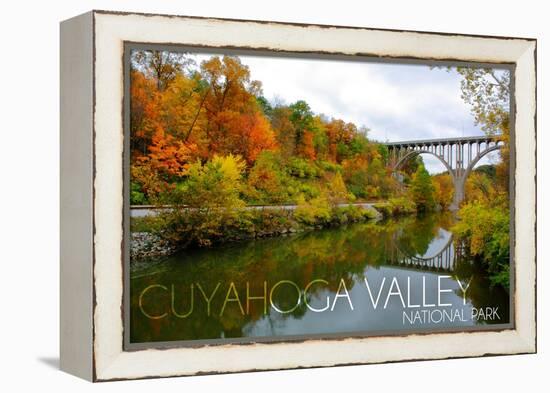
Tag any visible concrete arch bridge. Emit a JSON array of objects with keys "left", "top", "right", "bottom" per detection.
[{"left": 384, "top": 136, "right": 504, "bottom": 210}]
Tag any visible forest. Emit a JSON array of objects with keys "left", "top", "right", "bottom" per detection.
[
  {"left": 129, "top": 50, "right": 511, "bottom": 288},
  {"left": 129, "top": 51, "right": 451, "bottom": 210}
]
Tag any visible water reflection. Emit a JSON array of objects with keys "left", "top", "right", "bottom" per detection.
[{"left": 130, "top": 212, "right": 510, "bottom": 343}]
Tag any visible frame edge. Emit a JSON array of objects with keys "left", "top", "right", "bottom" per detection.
[
  {"left": 90, "top": 11, "right": 538, "bottom": 380},
  {"left": 60, "top": 11, "right": 95, "bottom": 382}
]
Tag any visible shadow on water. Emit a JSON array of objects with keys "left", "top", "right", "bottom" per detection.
[{"left": 130, "top": 212, "right": 509, "bottom": 343}]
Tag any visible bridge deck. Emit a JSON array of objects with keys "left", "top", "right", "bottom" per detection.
[{"left": 383, "top": 135, "right": 497, "bottom": 147}]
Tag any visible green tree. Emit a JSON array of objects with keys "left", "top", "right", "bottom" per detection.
[
  {"left": 256, "top": 96, "right": 273, "bottom": 118},
  {"left": 289, "top": 100, "right": 314, "bottom": 137},
  {"left": 399, "top": 155, "right": 423, "bottom": 183},
  {"left": 410, "top": 163, "right": 435, "bottom": 212},
  {"left": 289, "top": 100, "right": 317, "bottom": 158}
]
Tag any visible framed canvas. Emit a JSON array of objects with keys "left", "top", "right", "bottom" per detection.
[{"left": 60, "top": 10, "right": 537, "bottom": 381}]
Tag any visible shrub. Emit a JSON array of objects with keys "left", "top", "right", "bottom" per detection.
[
  {"left": 317, "top": 160, "right": 342, "bottom": 173},
  {"left": 332, "top": 205, "right": 377, "bottom": 225},
  {"left": 130, "top": 162, "right": 173, "bottom": 203},
  {"left": 176, "top": 154, "right": 246, "bottom": 209},
  {"left": 374, "top": 197, "right": 416, "bottom": 217},
  {"left": 147, "top": 154, "right": 249, "bottom": 247},
  {"left": 130, "top": 216, "right": 157, "bottom": 233},
  {"left": 287, "top": 157, "right": 319, "bottom": 179},
  {"left": 152, "top": 207, "right": 252, "bottom": 248},
  {"left": 296, "top": 183, "right": 321, "bottom": 200},
  {"left": 389, "top": 197, "right": 417, "bottom": 215},
  {"left": 453, "top": 200, "right": 510, "bottom": 289},
  {"left": 130, "top": 181, "right": 147, "bottom": 205},
  {"left": 294, "top": 195, "right": 331, "bottom": 226},
  {"left": 251, "top": 209, "right": 295, "bottom": 235}
]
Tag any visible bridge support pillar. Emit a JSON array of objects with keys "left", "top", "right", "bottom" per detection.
[{"left": 450, "top": 175, "right": 465, "bottom": 211}]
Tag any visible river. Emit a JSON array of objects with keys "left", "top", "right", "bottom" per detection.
[{"left": 129, "top": 212, "right": 510, "bottom": 344}]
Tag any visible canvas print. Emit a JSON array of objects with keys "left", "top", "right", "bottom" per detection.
[{"left": 127, "top": 48, "right": 512, "bottom": 346}]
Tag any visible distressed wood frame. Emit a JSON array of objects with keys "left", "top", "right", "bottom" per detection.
[{"left": 60, "top": 10, "right": 537, "bottom": 381}]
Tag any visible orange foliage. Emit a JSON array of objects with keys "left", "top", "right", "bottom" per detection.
[
  {"left": 130, "top": 71, "right": 161, "bottom": 156},
  {"left": 131, "top": 160, "right": 174, "bottom": 200},
  {"left": 131, "top": 55, "right": 281, "bottom": 175},
  {"left": 144, "top": 129, "right": 197, "bottom": 177},
  {"left": 299, "top": 131, "right": 316, "bottom": 161},
  {"left": 326, "top": 119, "right": 356, "bottom": 162},
  {"left": 237, "top": 112, "right": 278, "bottom": 163},
  {"left": 432, "top": 174, "right": 454, "bottom": 209}
]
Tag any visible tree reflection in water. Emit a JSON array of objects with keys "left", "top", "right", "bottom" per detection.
[{"left": 130, "top": 212, "right": 510, "bottom": 343}]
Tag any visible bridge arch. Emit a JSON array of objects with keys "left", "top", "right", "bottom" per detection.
[
  {"left": 453, "top": 143, "right": 503, "bottom": 206},
  {"left": 394, "top": 149, "right": 456, "bottom": 181},
  {"left": 462, "top": 144, "right": 503, "bottom": 185},
  {"left": 392, "top": 231, "right": 457, "bottom": 270}
]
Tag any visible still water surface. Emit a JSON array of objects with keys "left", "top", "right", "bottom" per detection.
[{"left": 130, "top": 212, "right": 510, "bottom": 344}]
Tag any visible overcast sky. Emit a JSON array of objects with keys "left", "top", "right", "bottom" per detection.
[{"left": 190, "top": 53, "right": 505, "bottom": 173}]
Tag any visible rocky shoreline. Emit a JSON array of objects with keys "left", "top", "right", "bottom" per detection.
[
  {"left": 130, "top": 232, "right": 176, "bottom": 261},
  {"left": 130, "top": 205, "right": 383, "bottom": 262}
]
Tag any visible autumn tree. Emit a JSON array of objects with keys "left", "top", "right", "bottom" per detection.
[
  {"left": 342, "top": 157, "right": 370, "bottom": 199},
  {"left": 456, "top": 67, "right": 510, "bottom": 136},
  {"left": 246, "top": 151, "right": 291, "bottom": 204},
  {"left": 270, "top": 105, "right": 298, "bottom": 159},
  {"left": 289, "top": 100, "right": 317, "bottom": 159},
  {"left": 158, "top": 73, "right": 209, "bottom": 158},
  {"left": 131, "top": 50, "right": 194, "bottom": 91},
  {"left": 130, "top": 70, "right": 160, "bottom": 157},
  {"left": 131, "top": 71, "right": 208, "bottom": 181},
  {"left": 129, "top": 52, "right": 404, "bottom": 210},
  {"left": 410, "top": 163, "right": 436, "bottom": 212},
  {"left": 200, "top": 56, "right": 277, "bottom": 163},
  {"left": 464, "top": 170, "right": 496, "bottom": 204},
  {"left": 144, "top": 130, "right": 197, "bottom": 178},
  {"left": 161, "top": 155, "right": 248, "bottom": 247},
  {"left": 450, "top": 67, "right": 511, "bottom": 288},
  {"left": 432, "top": 173, "right": 454, "bottom": 209},
  {"left": 365, "top": 157, "right": 386, "bottom": 198},
  {"left": 235, "top": 112, "right": 278, "bottom": 163},
  {"left": 324, "top": 172, "right": 350, "bottom": 205},
  {"left": 326, "top": 119, "right": 361, "bottom": 162},
  {"left": 179, "top": 154, "right": 246, "bottom": 208},
  {"left": 454, "top": 67, "right": 510, "bottom": 193}
]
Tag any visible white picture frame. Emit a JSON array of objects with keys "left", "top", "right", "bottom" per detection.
[{"left": 60, "top": 10, "right": 536, "bottom": 381}]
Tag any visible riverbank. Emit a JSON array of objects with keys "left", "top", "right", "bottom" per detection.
[
  {"left": 130, "top": 210, "right": 510, "bottom": 342},
  {"left": 131, "top": 202, "right": 386, "bottom": 261},
  {"left": 130, "top": 201, "right": 380, "bottom": 218}
]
